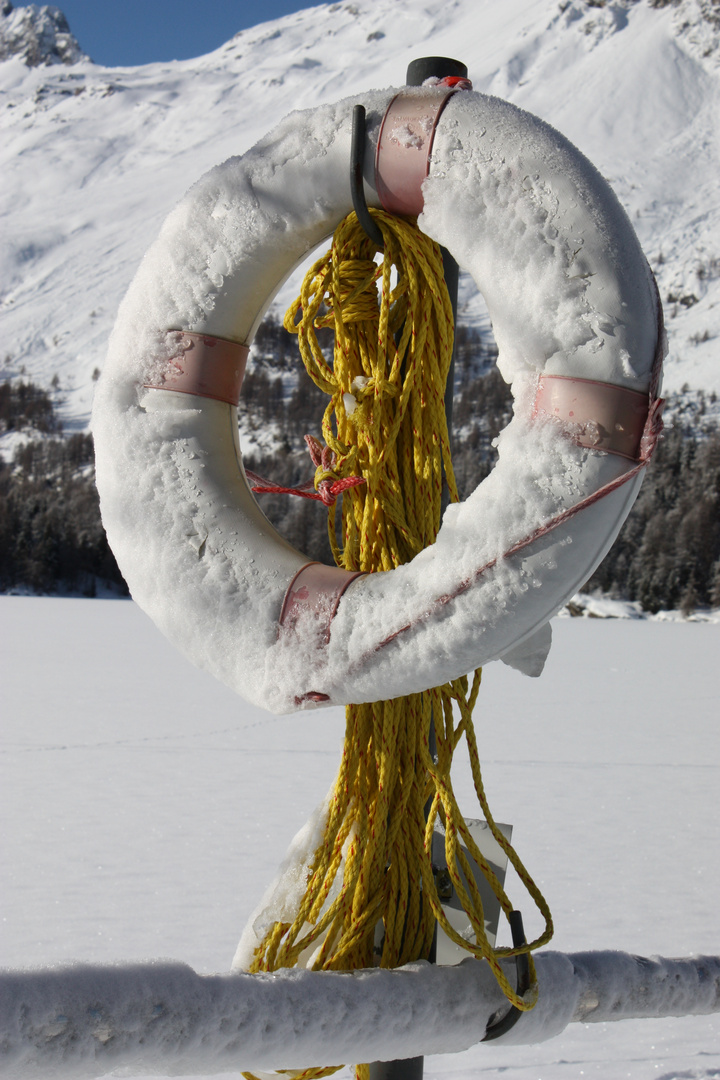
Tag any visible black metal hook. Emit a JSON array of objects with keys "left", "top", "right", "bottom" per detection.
[
  {"left": 482, "top": 910, "right": 532, "bottom": 1041},
  {"left": 350, "top": 104, "right": 384, "bottom": 250}
]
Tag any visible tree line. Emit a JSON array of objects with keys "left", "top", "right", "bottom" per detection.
[
  {"left": 1, "top": 333, "right": 719, "bottom": 612},
  {"left": 586, "top": 420, "right": 720, "bottom": 613},
  {"left": 0, "top": 387, "right": 126, "bottom": 596}
]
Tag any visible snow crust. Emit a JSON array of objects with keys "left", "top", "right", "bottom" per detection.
[
  {"left": 0, "top": 956, "right": 576, "bottom": 1077},
  {"left": 421, "top": 92, "right": 658, "bottom": 392},
  {"left": 3, "top": 951, "right": 719, "bottom": 1077}
]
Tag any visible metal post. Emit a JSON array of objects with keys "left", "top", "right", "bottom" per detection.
[
  {"left": 408, "top": 56, "right": 467, "bottom": 486},
  {"left": 367, "top": 55, "right": 467, "bottom": 1080}
]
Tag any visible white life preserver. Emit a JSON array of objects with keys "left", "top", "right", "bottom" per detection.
[{"left": 93, "top": 85, "right": 663, "bottom": 714}]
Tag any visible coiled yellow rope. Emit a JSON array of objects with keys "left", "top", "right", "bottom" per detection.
[{"left": 245, "top": 209, "right": 553, "bottom": 1080}]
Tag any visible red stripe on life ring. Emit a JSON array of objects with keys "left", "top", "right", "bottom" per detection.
[
  {"left": 534, "top": 374, "right": 651, "bottom": 461},
  {"left": 144, "top": 331, "right": 249, "bottom": 406},
  {"left": 279, "top": 563, "right": 366, "bottom": 705},
  {"left": 374, "top": 89, "right": 457, "bottom": 217}
]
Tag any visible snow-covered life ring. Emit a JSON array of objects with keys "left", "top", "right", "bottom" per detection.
[{"left": 93, "top": 85, "right": 663, "bottom": 715}]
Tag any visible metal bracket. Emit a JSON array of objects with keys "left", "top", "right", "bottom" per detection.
[
  {"left": 482, "top": 910, "right": 532, "bottom": 1041},
  {"left": 350, "top": 104, "right": 384, "bottom": 249}
]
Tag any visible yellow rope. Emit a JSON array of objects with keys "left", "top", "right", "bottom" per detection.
[{"left": 244, "top": 210, "right": 553, "bottom": 1080}]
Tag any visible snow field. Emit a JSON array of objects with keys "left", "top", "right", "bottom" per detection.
[{"left": 1, "top": 597, "right": 719, "bottom": 1077}]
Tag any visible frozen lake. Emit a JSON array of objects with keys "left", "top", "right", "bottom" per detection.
[{"left": 2, "top": 596, "right": 719, "bottom": 1078}]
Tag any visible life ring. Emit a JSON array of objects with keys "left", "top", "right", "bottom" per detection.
[{"left": 93, "top": 85, "right": 663, "bottom": 714}]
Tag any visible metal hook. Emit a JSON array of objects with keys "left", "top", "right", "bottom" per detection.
[
  {"left": 350, "top": 104, "right": 384, "bottom": 250},
  {"left": 482, "top": 910, "right": 532, "bottom": 1041}
]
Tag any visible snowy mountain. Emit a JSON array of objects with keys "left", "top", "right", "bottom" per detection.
[{"left": 0, "top": 0, "right": 719, "bottom": 438}]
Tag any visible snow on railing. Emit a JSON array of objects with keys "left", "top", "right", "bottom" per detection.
[{"left": 2, "top": 951, "right": 720, "bottom": 1079}]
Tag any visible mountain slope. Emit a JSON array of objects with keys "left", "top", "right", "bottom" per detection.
[{"left": 0, "top": 0, "right": 719, "bottom": 438}]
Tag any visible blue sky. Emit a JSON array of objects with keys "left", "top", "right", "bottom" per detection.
[{"left": 39, "top": 0, "right": 314, "bottom": 67}]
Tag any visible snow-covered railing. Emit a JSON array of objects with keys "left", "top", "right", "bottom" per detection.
[{"left": 2, "top": 952, "right": 719, "bottom": 1078}]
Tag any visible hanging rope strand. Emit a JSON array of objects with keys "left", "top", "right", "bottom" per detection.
[{"left": 245, "top": 209, "right": 552, "bottom": 1080}]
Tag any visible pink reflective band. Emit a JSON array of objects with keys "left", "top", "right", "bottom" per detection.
[
  {"left": 144, "top": 332, "right": 249, "bottom": 406},
  {"left": 534, "top": 374, "right": 650, "bottom": 461},
  {"left": 374, "top": 89, "right": 456, "bottom": 217},
  {"left": 279, "top": 562, "right": 365, "bottom": 647}
]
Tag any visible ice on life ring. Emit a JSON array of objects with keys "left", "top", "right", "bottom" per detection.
[{"left": 93, "top": 85, "right": 663, "bottom": 714}]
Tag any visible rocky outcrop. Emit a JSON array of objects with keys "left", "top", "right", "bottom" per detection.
[{"left": 0, "top": 1, "right": 87, "bottom": 66}]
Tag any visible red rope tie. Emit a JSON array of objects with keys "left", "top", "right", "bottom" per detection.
[{"left": 247, "top": 434, "right": 365, "bottom": 507}]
